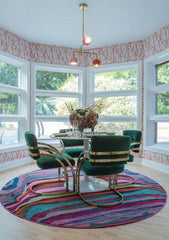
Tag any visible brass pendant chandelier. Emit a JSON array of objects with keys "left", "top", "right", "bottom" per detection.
[{"left": 70, "top": 3, "right": 101, "bottom": 67}]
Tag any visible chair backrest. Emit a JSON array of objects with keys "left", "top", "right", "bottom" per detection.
[
  {"left": 123, "top": 130, "right": 142, "bottom": 153},
  {"left": 25, "top": 131, "right": 40, "bottom": 160},
  {"left": 59, "top": 129, "right": 83, "bottom": 147},
  {"left": 89, "top": 135, "right": 130, "bottom": 164}
]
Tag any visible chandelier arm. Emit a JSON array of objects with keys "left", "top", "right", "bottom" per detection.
[{"left": 73, "top": 50, "right": 98, "bottom": 59}]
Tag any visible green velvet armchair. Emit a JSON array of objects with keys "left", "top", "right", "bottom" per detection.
[
  {"left": 59, "top": 128, "right": 84, "bottom": 158},
  {"left": 123, "top": 130, "right": 142, "bottom": 162},
  {"left": 76, "top": 135, "right": 133, "bottom": 207},
  {"left": 25, "top": 131, "right": 76, "bottom": 195}
]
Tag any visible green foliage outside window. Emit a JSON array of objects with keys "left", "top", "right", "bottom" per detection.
[
  {"left": 156, "top": 62, "right": 169, "bottom": 85},
  {"left": 36, "top": 97, "right": 78, "bottom": 116},
  {"left": 95, "top": 96, "right": 137, "bottom": 116},
  {"left": 0, "top": 93, "right": 18, "bottom": 114},
  {"left": 0, "top": 62, "right": 18, "bottom": 114},
  {"left": 156, "top": 92, "right": 169, "bottom": 114},
  {"left": 0, "top": 62, "right": 18, "bottom": 87},
  {"left": 156, "top": 62, "right": 169, "bottom": 114},
  {"left": 95, "top": 69, "right": 137, "bottom": 91},
  {"left": 36, "top": 71, "right": 78, "bottom": 92},
  {"left": 97, "top": 122, "right": 137, "bottom": 135}
]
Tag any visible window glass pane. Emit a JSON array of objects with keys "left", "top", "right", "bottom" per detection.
[
  {"left": 36, "top": 97, "right": 78, "bottom": 116},
  {"left": 36, "top": 71, "right": 79, "bottom": 92},
  {"left": 156, "top": 92, "right": 169, "bottom": 114},
  {"left": 36, "top": 121, "right": 72, "bottom": 138},
  {"left": 95, "top": 96, "right": 137, "bottom": 116},
  {"left": 156, "top": 62, "right": 169, "bottom": 86},
  {"left": 96, "top": 122, "right": 137, "bottom": 135},
  {"left": 0, "top": 92, "right": 18, "bottom": 114},
  {"left": 157, "top": 122, "right": 169, "bottom": 143},
  {"left": 0, "top": 122, "right": 18, "bottom": 145},
  {"left": 0, "top": 61, "right": 18, "bottom": 87},
  {"left": 94, "top": 69, "right": 137, "bottom": 91}
]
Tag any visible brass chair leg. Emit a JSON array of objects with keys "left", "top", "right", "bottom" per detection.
[
  {"left": 116, "top": 174, "right": 135, "bottom": 187},
  {"left": 76, "top": 159, "right": 124, "bottom": 208},
  {"left": 28, "top": 154, "right": 75, "bottom": 196}
]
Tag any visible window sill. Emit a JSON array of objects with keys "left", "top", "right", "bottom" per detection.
[{"left": 144, "top": 143, "right": 169, "bottom": 155}]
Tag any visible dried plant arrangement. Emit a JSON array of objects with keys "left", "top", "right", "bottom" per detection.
[{"left": 65, "top": 100, "right": 105, "bottom": 132}]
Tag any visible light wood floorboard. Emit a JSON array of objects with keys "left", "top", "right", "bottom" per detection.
[{"left": 0, "top": 163, "right": 168, "bottom": 240}]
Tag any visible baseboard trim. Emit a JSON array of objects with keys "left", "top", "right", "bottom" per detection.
[
  {"left": 132, "top": 157, "right": 142, "bottom": 164},
  {"left": 142, "top": 158, "right": 169, "bottom": 175},
  {"left": 0, "top": 157, "right": 34, "bottom": 172}
]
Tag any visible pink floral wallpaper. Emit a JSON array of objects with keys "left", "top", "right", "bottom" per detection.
[
  {"left": 85, "top": 41, "right": 144, "bottom": 66},
  {"left": 30, "top": 43, "right": 78, "bottom": 66},
  {"left": 0, "top": 24, "right": 169, "bottom": 168},
  {"left": 144, "top": 24, "right": 169, "bottom": 58},
  {"left": 30, "top": 40, "right": 144, "bottom": 66},
  {"left": 0, "top": 149, "right": 29, "bottom": 164},
  {"left": 143, "top": 150, "right": 169, "bottom": 166},
  {"left": 0, "top": 28, "right": 30, "bottom": 61}
]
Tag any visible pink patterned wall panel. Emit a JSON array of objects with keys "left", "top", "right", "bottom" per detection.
[
  {"left": 85, "top": 41, "right": 144, "bottom": 66},
  {"left": 30, "top": 41, "right": 144, "bottom": 66},
  {"left": 0, "top": 28, "right": 30, "bottom": 61},
  {"left": 143, "top": 150, "right": 169, "bottom": 166},
  {"left": 0, "top": 149, "right": 29, "bottom": 164},
  {"left": 30, "top": 43, "right": 82, "bottom": 66},
  {"left": 144, "top": 24, "right": 169, "bottom": 58}
]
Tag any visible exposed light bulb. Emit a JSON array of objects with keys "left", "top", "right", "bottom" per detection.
[
  {"left": 83, "top": 36, "right": 92, "bottom": 45},
  {"left": 70, "top": 57, "right": 78, "bottom": 66},
  {"left": 93, "top": 59, "right": 101, "bottom": 67}
]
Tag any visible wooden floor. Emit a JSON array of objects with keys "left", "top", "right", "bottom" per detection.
[{"left": 0, "top": 163, "right": 169, "bottom": 240}]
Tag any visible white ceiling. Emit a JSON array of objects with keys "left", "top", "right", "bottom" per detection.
[{"left": 0, "top": 0, "right": 169, "bottom": 49}]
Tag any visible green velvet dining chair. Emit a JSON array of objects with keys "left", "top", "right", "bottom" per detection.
[
  {"left": 76, "top": 135, "right": 134, "bottom": 207},
  {"left": 25, "top": 131, "right": 76, "bottom": 195},
  {"left": 59, "top": 128, "right": 84, "bottom": 158},
  {"left": 123, "top": 130, "right": 142, "bottom": 162}
]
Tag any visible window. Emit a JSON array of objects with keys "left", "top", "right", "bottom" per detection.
[
  {"left": 32, "top": 64, "right": 84, "bottom": 138},
  {"left": 144, "top": 50, "right": 169, "bottom": 153},
  {"left": 87, "top": 62, "right": 141, "bottom": 135},
  {"left": 0, "top": 52, "right": 29, "bottom": 148}
]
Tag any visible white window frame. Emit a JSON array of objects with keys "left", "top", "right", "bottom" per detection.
[
  {"left": 144, "top": 48, "right": 169, "bottom": 155},
  {"left": 86, "top": 61, "right": 142, "bottom": 130},
  {"left": 0, "top": 51, "right": 30, "bottom": 152},
  {"left": 31, "top": 63, "right": 85, "bottom": 137}
]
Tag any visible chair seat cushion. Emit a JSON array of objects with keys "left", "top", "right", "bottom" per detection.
[
  {"left": 62, "top": 148, "right": 84, "bottom": 158},
  {"left": 37, "top": 153, "right": 75, "bottom": 169},
  {"left": 81, "top": 160, "right": 124, "bottom": 176}
]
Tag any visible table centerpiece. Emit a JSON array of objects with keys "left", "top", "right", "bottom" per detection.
[{"left": 65, "top": 100, "right": 104, "bottom": 133}]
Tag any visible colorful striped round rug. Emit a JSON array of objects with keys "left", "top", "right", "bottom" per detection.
[{"left": 0, "top": 168, "right": 167, "bottom": 228}]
